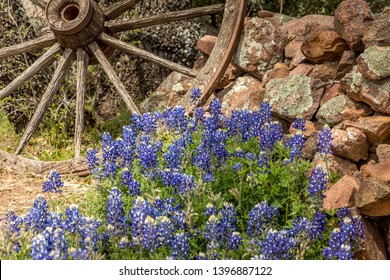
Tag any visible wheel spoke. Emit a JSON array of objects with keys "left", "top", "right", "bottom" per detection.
[
  {"left": 88, "top": 41, "right": 140, "bottom": 115},
  {"left": 99, "top": 33, "right": 198, "bottom": 78},
  {"left": 15, "top": 48, "right": 75, "bottom": 155},
  {"left": 106, "top": 3, "right": 225, "bottom": 33},
  {"left": 0, "top": 43, "right": 62, "bottom": 99},
  {"left": 75, "top": 49, "right": 89, "bottom": 158},
  {"left": 0, "top": 32, "right": 56, "bottom": 60},
  {"left": 104, "top": 0, "right": 141, "bottom": 20},
  {"left": 30, "top": 0, "right": 48, "bottom": 9}
]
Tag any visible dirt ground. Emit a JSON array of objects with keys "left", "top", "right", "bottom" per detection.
[{"left": 0, "top": 170, "right": 90, "bottom": 218}]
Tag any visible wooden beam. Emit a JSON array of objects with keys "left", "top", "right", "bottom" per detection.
[
  {"left": 15, "top": 48, "right": 75, "bottom": 155},
  {"left": 106, "top": 3, "right": 225, "bottom": 33},
  {"left": 88, "top": 41, "right": 140, "bottom": 115},
  {"left": 0, "top": 43, "right": 62, "bottom": 99},
  {"left": 104, "top": 0, "right": 141, "bottom": 20},
  {"left": 75, "top": 49, "right": 89, "bottom": 158},
  {"left": 99, "top": 33, "right": 198, "bottom": 78},
  {"left": 0, "top": 32, "right": 56, "bottom": 59}
]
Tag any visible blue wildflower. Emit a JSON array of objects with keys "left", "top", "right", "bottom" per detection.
[
  {"left": 171, "top": 232, "right": 190, "bottom": 260},
  {"left": 190, "top": 87, "right": 202, "bottom": 104},
  {"left": 25, "top": 194, "right": 50, "bottom": 233},
  {"left": 228, "top": 232, "right": 243, "bottom": 250},
  {"left": 106, "top": 187, "right": 127, "bottom": 235},
  {"left": 318, "top": 125, "right": 333, "bottom": 155},
  {"left": 85, "top": 148, "right": 99, "bottom": 171},
  {"left": 308, "top": 166, "right": 327, "bottom": 207},
  {"left": 247, "top": 202, "right": 279, "bottom": 237},
  {"left": 122, "top": 169, "right": 141, "bottom": 196},
  {"left": 42, "top": 170, "right": 64, "bottom": 193},
  {"left": 259, "top": 229, "right": 297, "bottom": 260}
]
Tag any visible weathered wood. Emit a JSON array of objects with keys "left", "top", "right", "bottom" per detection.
[
  {"left": 0, "top": 43, "right": 62, "bottom": 99},
  {"left": 106, "top": 3, "right": 225, "bottom": 33},
  {"left": 15, "top": 49, "right": 76, "bottom": 155},
  {"left": 104, "top": 0, "right": 141, "bottom": 20},
  {"left": 179, "top": 0, "right": 247, "bottom": 112},
  {"left": 75, "top": 49, "right": 89, "bottom": 158},
  {"left": 30, "top": 0, "right": 48, "bottom": 9},
  {"left": 0, "top": 150, "right": 91, "bottom": 177},
  {"left": 88, "top": 41, "right": 140, "bottom": 115},
  {"left": 99, "top": 33, "right": 198, "bottom": 78},
  {"left": 0, "top": 32, "right": 56, "bottom": 59}
]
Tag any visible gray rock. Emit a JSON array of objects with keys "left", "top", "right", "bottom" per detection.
[{"left": 357, "top": 45, "right": 390, "bottom": 81}]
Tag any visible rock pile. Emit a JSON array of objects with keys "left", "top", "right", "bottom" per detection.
[{"left": 141, "top": 0, "right": 389, "bottom": 260}]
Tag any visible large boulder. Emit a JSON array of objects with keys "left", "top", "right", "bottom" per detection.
[
  {"left": 363, "top": 7, "right": 390, "bottom": 48},
  {"left": 234, "top": 17, "right": 284, "bottom": 80},
  {"left": 331, "top": 127, "right": 369, "bottom": 162},
  {"left": 301, "top": 29, "right": 348, "bottom": 64},
  {"left": 338, "top": 116, "right": 390, "bottom": 147},
  {"left": 356, "top": 45, "right": 390, "bottom": 81},
  {"left": 324, "top": 175, "right": 361, "bottom": 210},
  {"left": 336, "top": 50, "right": 356, "bottom": 80},
  {"left": 316, "top": 95, "right": 372, "bottom": 126},
  {"left": 264, "top": 74, "right": 323, "bottom": 121},
  {"left": 361, "top": 159, "right": 390, "bottom": 185},
  {"left": 340, "top": 67, "right": 390, "bottom": 114},
  {"left": 376, "top": 144, "right": 390, "bottom": 163},
  {"left": 334, "top": 0, "right": 374, "bottom": 51}
]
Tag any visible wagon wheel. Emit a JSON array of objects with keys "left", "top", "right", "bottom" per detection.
[{"left": 0, "top": 0, "right": 246, "bottom": 175}]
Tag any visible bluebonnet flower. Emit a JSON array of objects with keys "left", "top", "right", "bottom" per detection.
[
  {"left": 69, "top": 248, "right": 89, "bottom": 260},
  {"left": 323, "top": 208, "right": 364, "bottom": 260},
  {"left": 232, "top": 148, "right": 245, "bottom": 158},
  {"left": 79, "top": 217, "right": 101, "bottom": 252},
  {"left": 247, "top": 202, "right": 279, "bottom": 237},
  {"left": 310, "top": 211, "right": 327, "bottom": 239},
  {"left": 259, "top": 101, "right": 272, "bottom": 125},
  {"left": 232, "top": 162, "right": 243, "bottom": 173},
  {"left": 259, "top": 121, "right": 284, "bottom": 153},
  {"left": 195, "top": 107, "right": 205, "bottom": 123},
  {"left": 204, "top": 203, "right": 217, "bottom": 216},
  {"left": 130, "top": 197, "right": 153, "bottom": 244},
  {"left": 106, "top": 187, "right": 127, "bottom": 235},
  {"left": 204, "top": 215, "right": 219, "bottom": 242},
  {"left": 156, "top": 216, "right": 173, "bottom": 247},
  {"left": 203, "top": 172, "right": 215, "bottom": 183},
  {"left": 101, "top": 132, "right": 122, "bottom": 178},
  {"left": 25, "top": 194, "right": 50, "bottom": 233},
  {"left": 85, "top": 148, "right": 99, "bottom": 171},
  {"left": 1, "top": 210, "right": 23, "bottom": 253},
  {"left": 64, "top": 204, "right": 85, "bottom": 234},
  {"left": 42, "top": 170, "right": 64, "bottom": 193},
  {"left": 171, "top": 232, "right": 190, "bottom": 260},
  {"left": 119, "top": 236, "right": 132, "bottom": 249},
  {"left": 292, "top": 116, "right": 306, "bottom": 131},
  {"left": 164, "top": 137, "right": 186, "bottom": 169},
  {"left": 171, "top": 211, "right": 186, "bottom": 230},
  {"left": 286, "top": 130, "right": 305, "bottom": 162},
  {"left": 228, "top": 232, "right": 243, "bottom": 250},
  {"left": 121, "top": 126, "right": 137, "bottom": 168},
  {"left": 226, "top": 109, "right": 254, "bottom": 142},
  {"left": 163, "top": 107, "right": 188, "bottom": 132},
  {"left": 246, "top": 152, "right": 256, "bottom": 161},
  {"left": 30, "top": 227, "right": 68, "bottom": 260},
  {"left": 257, "top": 151, "right": 269, "bottom": 170},
  {"left": 218, "top": 203, "right": 237, "bottom": 244},
  {"left": 160, "top": 170, "right": 196, "bottom": 195},
  {"left": 258, "top": 229, "right": 297, "bottom": 260},
  {"left": 48, "top": 212, "right": 64, "bottom": 229},
  {"left": 190, "top": 87, "right": 202, "bottom": 104},
  {"left": 141, "top": 216, "right": 158, "bottom": 252},
  {"left": 308, "top": 166, "right": 327, "bottom": 207},
  {"left": 137, "top": 135, "right": 159, "bottom": 174},
  {"left": 139, "top": 112, "right": 158, "bottom": 134},
  {"left": 122, "top": 169, "right": 141, "bottom": 196},
  {"left": 318, "top": 125, "right": 333, "bottom": 155}
]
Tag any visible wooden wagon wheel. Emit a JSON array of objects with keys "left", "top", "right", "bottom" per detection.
[{"left": 0, "top": 0, "right": 247, "bottom": 175}]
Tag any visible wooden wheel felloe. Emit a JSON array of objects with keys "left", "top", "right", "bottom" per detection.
[{"left": 0, "top": 0, "right": 247, "bottom": 166}]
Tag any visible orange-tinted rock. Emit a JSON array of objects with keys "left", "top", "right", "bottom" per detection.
[
  {"left": 340, "top": 67, "right": 390, "bottom": 114},
  {"left": 262, "top": 67, "right": 290, "bottom": 87},
  {"left": 218, "top": 75, "right": 264, "bottom": 116},
  {"left": 320, "top": 84, "right": 342, "bottom": 106},
  {"left": 324, "top": 175, "right": 361, "bottom": 210},
  {"left": 316, "top": 95, "right": 372, "bottom": 126},
  {"left": 313, "top": 153, "right": 358, "bottom": 177},
  {"left": 334, "top": 0, "right": 374, "bottom": 51},
  {"left": 355, "top": 176, "right": 390, "bottom": 216},
  {"left": 336, "top": 50, "right": 356, "bottom": 80},
  {"left": 289, "top": 63, "right": 313, "bottom": 76},
  {"left": 331, "top": 127, "right": 369, "bottom": 162},
  {"left": 361, "top": 159, "right": 390, "bottom": 185},
  {"left": 289, "top": 120, "right": 316, "bottom": 138},
  {"left": 196, "top": 35, "right": 217, "bottom": 56},
  {"left": 310, "top": 61, "right": 339, "bottom": 82},
  {"left": 363, "top": 7, "right": 390, "bottom": 48},
  {"left": 339, "top": 116, "right": 390, "bottom": 146},
  {"left": 301, "top": 29, "right": 348, "bottom": 64},
  {"left": 376, "top": 144, "right": 390, "bottom": 163},
  {"left": 217, "top": 64, "right": 241, "bottom": 89}
]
